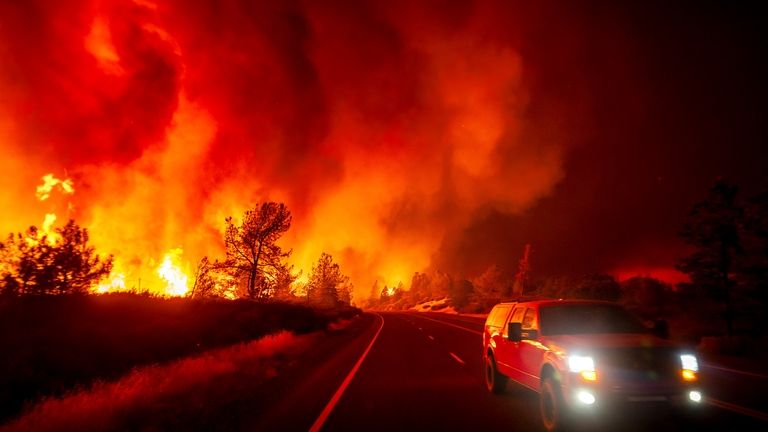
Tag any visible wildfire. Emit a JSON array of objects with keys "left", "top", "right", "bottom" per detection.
[
  {"left": 97, "top": 272, "right": 126, "bottom": 294},
  {"left": 41, "top": 213, "right": 60, "bottom": 245},
  {"left": 157, "top": 248, "right": 190, "bottom": 297},
  {"left": 2, "top": 1, "right": 571, "bottom": 303},
  {"left": 30, "top": 172, "right": 195, "bottom": 297},
  {"left": 36, "top": 174, "right": 74, "bottom": 202}
]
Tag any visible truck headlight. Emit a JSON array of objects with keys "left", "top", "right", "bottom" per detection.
[
  {"left": 688, "top": 390, "right": 702, "bottom": 403},
  {"left": 568, "top": 355, "right": 598, "bottom": 382},
  {"left": 680, "top": 354, "right": 699, "bottom": 382}
]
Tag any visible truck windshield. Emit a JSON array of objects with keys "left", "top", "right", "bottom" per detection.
[{"left": 539, "top": 304, "right": 647, "bottom": 335}]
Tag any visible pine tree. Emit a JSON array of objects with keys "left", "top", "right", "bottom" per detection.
[
  {"left": 677, "top": 179, "right": 742, "bottom": 336},
  {"left": 0, "top": 220, "right": 112, "bottom": 295},
  {"left": 307, "top": 253, "right": 348, "bottom": 307},
  {"left": 223, "top": 203, "right": 292, "bottom": 299}
]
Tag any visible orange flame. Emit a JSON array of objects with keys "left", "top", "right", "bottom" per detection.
[
  {"left": 157, "top": 248, "right": 190, "bottom": 297},
  {"left": 1, "top": 2, "right": 572, "bottom": 302}
]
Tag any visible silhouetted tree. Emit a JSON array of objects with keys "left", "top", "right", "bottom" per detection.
[
  {"left": 737, "top": 188, "right": 768, "bottom": 331},
  {"left": 367, "top": 280, "right": 380, "bottom": 308},
  {"left": 337, "top": 278, "right": 353, "bottom": 306},
  {"left": 569, "top": 274, "right": 621, "bottom": 301},
  {"left": 409, "top": 272, "right": 431, "bottom": 303},
  {"left": 620, "top": 276, "right": 670, "bottom": 318},
  {"left": 448, "top": 278, "right": 474, "bottom": 309},
  {"left": 430, "top": 271, "right": 451, "bottom": 299},
  {"left": 472, "top": 265, "right": 507, "bottom": 307},
  {"left": 389, "top": 282, "right": 406, "bottom": 310},
  {"left": 190, "top": 256, "right": 219, "bottom": 298},
  {"left": 223, "top": 203, "right": 292, "bottom": 299},
  {"left": 0, "top": 220, "right": 112, "bottom": 295},
  {"left": 306, "top": 253, "right": 350, "bottom": 307},
  {"left": 272, "top": 264, "right": 299, "bottom": 300},
  {"left": 530, "top": 275, "right": 570, "bottom": 299},
  {"left": 379, "top": 285, "right": 390, "bottom": 304},
  {"left": 677, "top": 179, "right": 742, "bottom": 336}
]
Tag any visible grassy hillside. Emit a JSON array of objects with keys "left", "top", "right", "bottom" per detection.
[{"left": 0, "top": 293, "right": 359, "bottom": 423}]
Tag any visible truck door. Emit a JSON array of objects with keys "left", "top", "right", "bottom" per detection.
[
  {"left": 495, "top": 306, "right": 525, "bottom": 380},
  {"left": 517, "top": 307, "right": 545, "bottom": 390}
]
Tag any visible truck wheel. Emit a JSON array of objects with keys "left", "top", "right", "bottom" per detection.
[
  {"left": 540, "top": 376, "right": 568, "bottom": 431},
  {"left": 484, "top": 354, "right": 508, "bottom": 394}
]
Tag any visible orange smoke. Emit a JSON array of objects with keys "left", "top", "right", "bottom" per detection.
[{"left": 0, "top": 0, "right": 568, "bottom": 301}]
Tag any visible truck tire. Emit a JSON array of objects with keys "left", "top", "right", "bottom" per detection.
[
  {"left": 540, "top": 376, "right": 569, "bottom": 431},
  {"left": 484, "top": 353, "right": 508, "bottom": 394}
]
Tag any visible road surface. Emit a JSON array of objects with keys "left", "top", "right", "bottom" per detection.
[
  {"left": 5, "top": 312, "right": 765, "bottom": 431},
  {"left": 243, "top": 312, "right": 767, "bottom": 431}
]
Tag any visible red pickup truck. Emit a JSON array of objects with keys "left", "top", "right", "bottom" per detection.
[{"left": 482, "top": 300, "right": 701, "bottom": 430}]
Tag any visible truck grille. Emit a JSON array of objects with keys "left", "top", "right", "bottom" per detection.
[{"left": 600, "top": 347, "right": 679, "bottom": 383}]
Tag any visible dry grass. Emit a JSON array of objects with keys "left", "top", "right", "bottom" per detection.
[
  {"left": 0, "top": 293, "right": 360, "bottom": 424},
  {"left": 2, "top": 331, "right": 314, "bottom": 432}
]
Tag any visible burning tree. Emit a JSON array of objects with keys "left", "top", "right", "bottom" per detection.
[
  {"left": 0, "top": 220, "right": 113, "bottom": 296},
  {"left": 306, "top": 253, "right": 351, "bottom": 307},
  {"left": 189, "top": 256, "right": 221, "bottom": 299},
  {"left": 223, "top": 203, "right": 292, "bottom": 299},
  {"left": 472, "top": 264, "right": 508, "bottom": 308}
]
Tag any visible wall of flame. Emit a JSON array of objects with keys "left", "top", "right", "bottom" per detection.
[{"left": 0, "top": 0, "right": 573, "bottom": 300}]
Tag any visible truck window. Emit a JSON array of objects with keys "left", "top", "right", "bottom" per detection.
[
  {"left": 522, "top": 308, "right": 537, "bottom": 330},
  {"left": 486, "top": 307, "right": 500, "bottom": 326},
  {"left": 539, "top": 304, "right": 646, "bottom": 335},
  {"left": 509, "top": 307, "right": 525, "bottom": 323},
  {"left": 491, "top": 306, "right": 511, "bottom": 328}
]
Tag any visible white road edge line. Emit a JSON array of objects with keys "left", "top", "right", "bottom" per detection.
[
  {"left": 449, "top": 352, "right": 465, "bottom": 366},
  {"left": 410, "top": 314, "right": 483, "bottom": 336},
  {"left": 702, "top": 363, "right": 768, "bottom": 380},
  {"left": 309, "top": 313, "right": 385, "bottom": 432},
  {"left": 706, "top": 397, "right": 768, "bottom": 422}
]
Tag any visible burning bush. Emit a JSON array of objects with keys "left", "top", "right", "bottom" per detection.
[{"left": 0, "top": 220, "right": 113, "bottom": 296}]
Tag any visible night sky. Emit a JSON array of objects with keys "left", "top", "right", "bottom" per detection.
[
  {"left": 437, "top": 1, "right": 768, "bottom": 280},
  {"left": 1, "top": 0, "right": 766, "bottom": 295}
]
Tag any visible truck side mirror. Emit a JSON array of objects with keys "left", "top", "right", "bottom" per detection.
[{"left": 508, "top": 322, "right": 522, "bottom": 342}]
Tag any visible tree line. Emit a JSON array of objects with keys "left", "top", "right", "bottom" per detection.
[
  {"left": 0, "top": 202, "right": 353, "bottom": 308},
  {"left": 368, "top": 179, "right": 768, "bottom": 339},
  {"left": 2, "top": 178, "right": 765, "bottom": 335}
]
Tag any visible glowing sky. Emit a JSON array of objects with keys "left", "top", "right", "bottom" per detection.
[{"left": 1, "top": 0, "right": 765, "bottom": 297}]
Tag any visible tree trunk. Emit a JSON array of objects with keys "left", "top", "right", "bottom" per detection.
[
  {"left": 721, "top": 244, "right": 734, "bottom": 337},
  {"left": 251, "top": 241, "right": 264, "bottom": 299},
  {"left": 248, "top": 267, "right": 257, "bottom": 298}
]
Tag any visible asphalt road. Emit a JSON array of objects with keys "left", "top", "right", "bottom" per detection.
[{"left": 247, "top": 312, "right": 767, "bottom": 431}]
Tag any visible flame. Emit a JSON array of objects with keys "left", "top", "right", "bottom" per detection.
[
  {"left": 1, "top": 2, "right": 575, "bottom": 303},
  {"left": 41, "top": 213, "right": 61, "bottom": 245},
  {"left": 156, "top": 248, "right": 190, "bottom": 297},
  {"left": 97, "top": 272, "right": 126, "bottom": 294},
  {"left": 36, "top": 174, "right": 74, "bottom": 202}
]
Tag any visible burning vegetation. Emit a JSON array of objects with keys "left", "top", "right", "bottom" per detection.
[
  {"left": 0, "top": 190, "right": 352, "bottom": 307},
  {"left": 0, "top": 0, "right": 570, "bottom": 302},
  {"left": 0, "top": 0, "right": 765, "bottom": 332}
]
